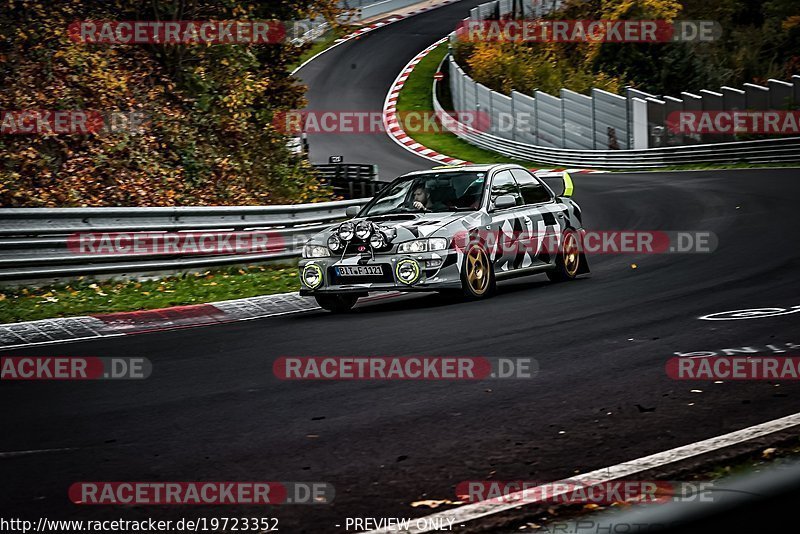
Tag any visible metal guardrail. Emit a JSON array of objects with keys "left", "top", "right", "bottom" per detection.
[
  {"left": 313, "top": 163, "right": 381, "bottom": 199},
  {"left": 0, "top": 199, "right": 369, "bottom": 282},
  {"left": 438, "top": 0, "right": 800, "bottom": 168},
  {"left": 434, "top": 59, "right": 800, "bottom": 168},
  {"left": 348, "top": 0, "right": 432, "bottom": 21},
  {"left": 288, "top": 20, "right": 331, "bottom": 47}
]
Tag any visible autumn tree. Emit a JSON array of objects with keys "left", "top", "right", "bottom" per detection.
[
  {"left": 456, "top": 0, "right": 799, "bottom": 99},
  {"left": 0, "top": 0, "right": 340, "bottom": 206}
]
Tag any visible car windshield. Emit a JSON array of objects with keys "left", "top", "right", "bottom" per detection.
[{"left": 361, "top": 172, "right": 487, "bottom": 216}]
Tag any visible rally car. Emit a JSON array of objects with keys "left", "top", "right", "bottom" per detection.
[{"left": 299, "top": 164, "right": 589, "bottom": 312}]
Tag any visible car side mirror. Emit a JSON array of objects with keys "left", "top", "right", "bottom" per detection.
[
  {"left": 493, "top": 195, "right": 517, "bottom": 210},
  {"left": 345, "top": 206, "right": 360, "bottom": 218}
]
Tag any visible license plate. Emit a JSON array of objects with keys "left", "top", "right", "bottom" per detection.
[{"left": 336, "top": 265, "right": 383, "bottom": 276}]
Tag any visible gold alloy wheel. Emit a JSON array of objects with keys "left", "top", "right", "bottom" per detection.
[
  {"left": 563, "top": 232, "right": 580, "bottom": 277},
  {"left": 466, "top": 246, "right": 489, "bottom": 295}
]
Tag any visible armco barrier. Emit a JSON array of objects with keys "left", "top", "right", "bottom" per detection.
[
  {"left": 440, "top": 0, "right": 800, "bottom": 167},
  {"left": 0, "top": 200, "right": 369, "bottom": 282},
  {"left": 313, "top": 163, "right": 380, "bottom": 199},
  {"left": 435, "top": 76, "right": 800, "bottom": 168}
]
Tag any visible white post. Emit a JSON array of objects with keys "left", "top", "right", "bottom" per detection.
[{"left": 631, "top": 98, "right": 649, "bottom": 149}]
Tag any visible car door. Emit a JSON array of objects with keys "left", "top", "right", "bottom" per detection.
[
  {"left": 486, "top": 169, "right": 526, "bottom": 274},
  {"left": 510, "top": 168, "right": 561, "bottom": 267}
]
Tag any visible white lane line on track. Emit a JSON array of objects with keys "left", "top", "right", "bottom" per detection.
[{"left": 361, "top": 411, "right": 800, "bottom": 533}]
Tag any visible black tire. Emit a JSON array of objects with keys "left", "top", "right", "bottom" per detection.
[
  {"left": 547, "top": 230, "right": 581, "bottom": 282},
  {"left": 460, "top": 242, "right": 496, "bottom": 299},
  {"left": 314, "top": 294, "right": 359, "bottom": 312}
]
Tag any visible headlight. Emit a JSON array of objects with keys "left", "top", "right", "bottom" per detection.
[
  {"left": 327, "top": 234, "right": 343, "bottom": 252},
  {"left": 429, "top": 238, "right": 447, "bottom": 251},
  {"left": 395, "top": 259, "right": 420, "bottom": 284},
  {"left": 338, "top": 222, "right": 355, "bottom": 241},
  {"left": 397, "top": 238, "right": 447, "bottom": 253},
  {"left": 303, "top": 244, "right": 330, "bottom": 258},
  {"left": 355, "top": 221, "right": 373, "bottom": 240},
  {"left": 370, "top": 231, "right": 386, "bottom": 249},
  {"left": 302, "top": 264, "right": 323, "bottom": 289}
]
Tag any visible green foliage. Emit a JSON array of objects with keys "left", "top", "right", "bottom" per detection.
[
  {"left": 0, "top": 264, "right": 301, "bottom": 323},
  {"left": 397, "top": 43, "right": 550, "bottom": 168},
  {"left": 456, "top": 40, "right": 622, "bottom": 96},
  {"left": 0, "top": 0, "right": 340, "bottom": 206}
]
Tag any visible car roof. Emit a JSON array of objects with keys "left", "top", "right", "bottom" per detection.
[{"left": 400, "top": 163, "right": 517, "bottom": 177}]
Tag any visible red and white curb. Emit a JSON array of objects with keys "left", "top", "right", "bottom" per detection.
[
  {"left": 383, "top": 37, "right": 465, "bottom": 165},
  {"left": 0, "top": 292, "right": 402, "bottom": 350},
  {"left": 382, "top": 39, "right": 608, "bottom": 174},
  {"left": 292, "top": 0, "right": 461, "bottom": 76},
  {"left": 538, "top": 167, "right": 608, "bottom": 174}
]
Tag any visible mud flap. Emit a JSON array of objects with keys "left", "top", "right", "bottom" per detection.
[{"left": 577, "top": 252, "right": 591, "bottom": 275}]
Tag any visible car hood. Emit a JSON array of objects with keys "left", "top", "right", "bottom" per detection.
[
  {"left": 366, "top": 211, "right": 482, "bottom": 239},
  {"left": 313, "top": 211, "right": 485, "bottom": 243}
]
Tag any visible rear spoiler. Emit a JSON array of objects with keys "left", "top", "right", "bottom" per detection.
[{"left": 532, "top": 170, "right": 574, "bottom": 198}]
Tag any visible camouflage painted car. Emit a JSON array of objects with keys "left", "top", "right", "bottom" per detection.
[{"left": 299, "top": 164, "right": 589, "bottom": 312}]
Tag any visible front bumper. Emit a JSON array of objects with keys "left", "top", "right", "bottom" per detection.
[{"left": 298, "top": 249, "right": 462, "bottom": 295}]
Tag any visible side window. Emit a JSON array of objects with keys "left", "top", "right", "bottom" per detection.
[
  {"left": 490, "top": 170, "right": 522, "bottom": 208},
  {"left": 511, "top": 169, "right": 552, "bottom": 205}
]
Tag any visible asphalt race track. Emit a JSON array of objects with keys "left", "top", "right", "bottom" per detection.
[
  {"left": 3, "top": 1, "right": 800, "bottom": 532},
  {"left": 3, "top": 167, "right": 800, "bottom": 531},
  {"left": 296, "top": 0, "right": 490, "bottom": 178}
]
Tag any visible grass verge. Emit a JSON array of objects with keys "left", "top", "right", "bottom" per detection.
[
  {"left": 396, "top": 44, "right": 800, "bottom": 172},
  {"left": 289, "top": 27, "right": 350, "bottom": 73},
  {"left": 640, "top": 161, "right": 800, "bottom": 172},
  {"left": 396, "top": 43, "right": 549, "bottom": 168},
  {"left": 0, "top": 264, "right": 301, "bottom": 324}
]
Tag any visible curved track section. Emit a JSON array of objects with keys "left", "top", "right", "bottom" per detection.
[{"left": 295, "top": 0, "right": 488, "bottom": 179}]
